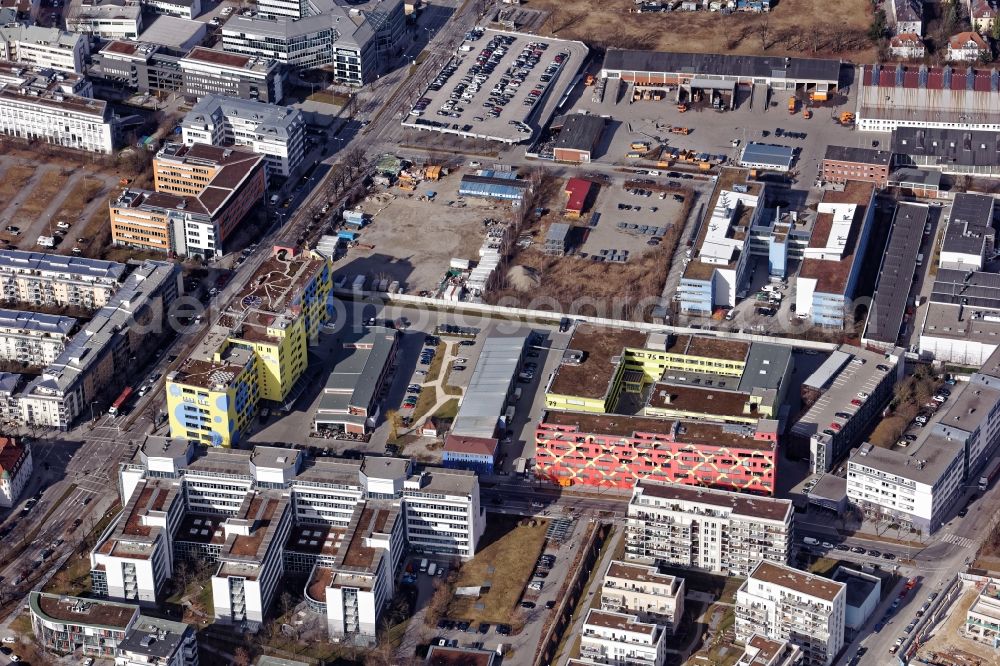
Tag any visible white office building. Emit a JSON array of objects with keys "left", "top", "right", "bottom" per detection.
[
  {"left": 180, "top": 94, "right": 305, "bottom": 177},
  {"left": 847, "top": 352, "right": 1000, "bottom": 533},
  {"left": 97, "top": 442, "right": 484, "bottom": 639},
  {"left": 580, "top": 609, "right": 667, "bottom": 666},
  {"left": 736, "top": 561, "right": 847, "bottom": 666},
  {"left": 66, "top": 0, "right": 144, "bottom": 40},
  {"left": 0, "top": 25, "right": 89, "bottom": 74},
  {"left": 625, "top": 480, "right": 793, "bottom": 577},
  {"left": 600, "top": 561, "right": 685, "bottom": 634},
  {"left": 220, "top": 0, "right": 403, "bottom": 84},
  {"left": 0, "top": 63, "right": 115, "bottom": 154},
  {"left": 0, "top": 309, "right": 76, "bottom": 366}
]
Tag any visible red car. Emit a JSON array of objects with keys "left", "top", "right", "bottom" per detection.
[
  {"left": 850, "top": 398, "right": 863, "bottom": 406},
  {"left": 829, "top": 422, "right": 842, "bottom": 431}
]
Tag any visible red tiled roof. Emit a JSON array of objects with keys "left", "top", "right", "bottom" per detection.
[{"left": 444, "top": 434, "right": 497, "bottom": 457}]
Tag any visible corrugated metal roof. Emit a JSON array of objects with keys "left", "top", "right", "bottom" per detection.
[{"left": 451, "top": 334, "right": 527, "bottom": 438}]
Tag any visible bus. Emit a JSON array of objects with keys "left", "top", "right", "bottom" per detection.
[{"left": 108, "top": 386, "right": 134, "bottom": 417}]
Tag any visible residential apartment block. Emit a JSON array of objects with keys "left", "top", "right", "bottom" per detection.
[
  {"left": 7, "top": 259, "right": 180, "bottom": 428},
  {"left": 579, "top": 609, "right": 666, "bottom": 666},
  {"left": 625, "top": 480, "right": 793, "bottom": 577},
  {"left": 736, "top": 636, "right": 803, "bottom": 666},
  {"left": 29, "top": 592, "right": 197, "bottom": 663},
  {"left": 94, "top": 441, "right": 484, "bottom": 640},
  {"left": 848, "top": 348, "right": 1000, "bottom": 532},
  {"left": 92, "top": 41, "right": 286, "bottom": 104},
  {"left": 820, "top": 145, "right": 891, "bottom": 188},
  {"left": 166, "top": 246, "right": 332, "bottom": 446},
  {"left": 0, "top": 309, "right": 76, "bottom": 366},
  {"left": 0, "top": 25, "right": 88, "bottom": 73},
  {"left": 0, "top": 249, "right": 125, "bottom": 309},
  {"left": 735, "top": 562, "right": 846, "bottom": 666},
  {"left": 600, "top": 561, "right": 685, "bottom": 634},
  {"left": 110, "top": 143, "right": 266, "bottom": 258},
  {"left": 795, "top": 182, "right": 877, "bottom": 328},
  {"left": 0, "top": 61, "right": 115, "bottom": 153},
  {"left": 0, "top": 436, "right": 32, "bottom": 508},
  {"left": 181, "top": 95, "right": 304, "bottom": 177}
]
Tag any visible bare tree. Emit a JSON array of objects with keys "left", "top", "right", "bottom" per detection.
[{"left": 758, "top": 14, "right": 771, "bottom": 51}]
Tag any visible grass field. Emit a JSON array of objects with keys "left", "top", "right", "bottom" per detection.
[
  {"left": 526, "top": 0, "right": 875, "bottom": 62},
  {"left": 13, "top": 169, "right": 70, "bottom": 225},
  {"left": 448, "top": 515, "right": 549, "bottom": 624}
]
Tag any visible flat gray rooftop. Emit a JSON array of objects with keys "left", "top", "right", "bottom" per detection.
[
  {"left": 451, "top": 334, "right": 527, "bottom": 438},
  {"left": 863, "top": 203, "right": 927, "bottom": 346}
]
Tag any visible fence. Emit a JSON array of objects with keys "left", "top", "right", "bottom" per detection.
[{"left": 333, "top": 288, "right": 841, "bottom": 352}]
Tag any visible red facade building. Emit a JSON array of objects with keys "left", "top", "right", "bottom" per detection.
[{"left": 534, "top": 411, "right": 777, "bottom": 495}]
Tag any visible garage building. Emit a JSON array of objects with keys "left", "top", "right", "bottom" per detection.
[
  {"left": 600, "top": 50, "right": 842, "bottom": 104},
  {"left": 551, "top": 113, "right": 605, "bottom": 163},
  {"left": 739, "top": 143, "right": 796, "bottom": 172}
]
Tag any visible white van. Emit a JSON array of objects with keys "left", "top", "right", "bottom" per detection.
[
  {"left": 802, "top": 536, "right": 819, "bottom": 546},
  {"left": 419, "top": 558, "right": 429, "bottom": 572},
  {"left": 269, "top": 194, "right": 280, "bottom": 205},
  {"left": 427, "top": 562, "right": 437, "bottom": 576}
]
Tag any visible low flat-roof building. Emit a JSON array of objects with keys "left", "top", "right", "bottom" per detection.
[
  {"left": 888, "top": 167, "right": 944, "bottom": 199},
  {"left": 821, "top": 145, "right": 892, "bottom": 187},
  {"left": 831, "top": 566, "right": 881, "bottom": 632},
  {"left": 600, "top": 50, "right": 840, "bottom": 96},
  {"left": 115, "top": 615, "right": 199, "bottom": 665},
  {"left": 861, "top": 203, "right": 927, "bottom": 350},
  {"left": 458, "top": 170, "right": 531, "bottom": 202},
  {"left": 425, "top": 645, "right": 496, "bottom": 666},
  {"left": 919, "top": 193, "right": 1000, "bottom": 364},
  {"left": 791, "top": 344, "right": 901, "bottom": 473},
  {"left": 739, "top": 143, "right": 795, "bottom": 172},
  {"left": 442, "top": 435, "right": 498, "bottom": 475},
  {"left": 137, "top": 15, "right": 207, "bottom": 50},
  {"left": 29, "top": 592, "right": 140, "bottom": 658},
  {"left": 313, "top": 326, "right": 398, "bottom": 436},
  {"left": 857, "top": 64, "right": 1000, "bottom": 133},
  {"left": 893, "top": 126, "right": 1000, "bottom": 177},
  {"left": 66, "top": 0, "right": 143, "bottom": 40}
]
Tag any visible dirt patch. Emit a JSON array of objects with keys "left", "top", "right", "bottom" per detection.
[
  {"left": 50, "top": 177, "right": 106, "bottom": 226},
  {"left": 13, "top": 169, "right": 71, "bottom": 225},
  {"left": 0, "top": 165, "right": 34, "bottom": 202},
  {"left": 919, "top": 585, "right": 1000, "bottom": 666},
  {"left": 527, "top": 0, "right": 875, "bottom": 62}
]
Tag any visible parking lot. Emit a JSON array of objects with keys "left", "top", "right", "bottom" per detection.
[
  {"left": 402, "top": 28, "right": 588, "bottom": 143},
  {"left": 575, "top": 179, "right": 687, "bottom": 261}
]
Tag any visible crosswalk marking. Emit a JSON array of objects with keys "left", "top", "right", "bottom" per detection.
[{"left": 941, "top": 533, "right": 975, "bottom": 548}]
